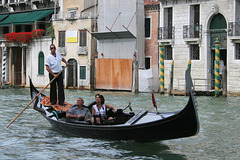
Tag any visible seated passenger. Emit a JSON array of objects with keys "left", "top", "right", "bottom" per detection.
[
  {"left": 66, "top": 98, "right": 91, "bottom": 121},
  {"left": 92, "top": 94, "right": 117, "bottom": 124}
]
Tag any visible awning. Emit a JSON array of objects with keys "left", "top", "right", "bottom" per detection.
[
  {"left": 91, "top": 30, "right": 136, "bottom": 40},
  {"left": 0, "top": 9, "right": 54, "bottom": 26},
  {"left": 0, "top": 14, "right": 8, "bottom": 21}
]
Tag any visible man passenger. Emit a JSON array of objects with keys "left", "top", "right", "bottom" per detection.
[{"left": 66, "top": 98, "right": 91, "bottom": 121}]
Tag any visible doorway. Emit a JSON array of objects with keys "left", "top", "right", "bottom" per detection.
[
  {"left": 12, "top": 47, "right": 22, "bottom": 86},
  {"left": 67, "top": 59, "right": 78, "bottom": 88},
  {"left": 209, "top": 13, "right": 227, "bottom": 89}
]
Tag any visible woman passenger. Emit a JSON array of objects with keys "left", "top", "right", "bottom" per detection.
[{"left": 92, "top": 94, "right": 116, "bottom": 124}]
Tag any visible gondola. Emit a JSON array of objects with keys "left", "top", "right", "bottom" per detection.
[{"left": 30, "top": 69, "right": 199, "bottom": 142}]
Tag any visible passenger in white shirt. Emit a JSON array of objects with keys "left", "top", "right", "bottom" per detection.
[{"left": 92, "top": 94, "right": 116, "bottom": 124}]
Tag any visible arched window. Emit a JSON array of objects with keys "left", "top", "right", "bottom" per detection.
[{"left": 38, "top": 52, "right": 44, "bottom": 75}]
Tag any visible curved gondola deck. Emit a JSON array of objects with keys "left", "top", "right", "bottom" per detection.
[{"left": 30, "top": 69, "right": 199, "bottom": 142}]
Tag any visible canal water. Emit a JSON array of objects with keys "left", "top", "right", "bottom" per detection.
[{"left": 0, "top": 87, "right": 239, "bottom": 160}]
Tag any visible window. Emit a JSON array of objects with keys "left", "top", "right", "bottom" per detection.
[
  {"left": 58, "top": 31, "right": 66, "bottom": 47},
  {"left": 162, "top": 7, "right": 173, "bottom": 39},
  {"left": 70, "top": 11, "right": 76, "bottom": 19},
  {"left": 145, "top": 17, "right": 151, "bottom": 38},
  {"left": 80, "top": 66, "right": 86, "bottom": 80},
  {"left": 25, "top": 25, "right": 32, "bottom": 32},
  {"left": 145, "top": 57, "right": 150, "bottom": 69},
  {"left": 235, "top": 43, "right": 240, "bottom": 59},
  {"left": 164, "top": 45, "right": 172, "bottom": 60},
  {"left": 190, "top": 44, "right": 199, "bottom": 60},
  {"left": 38, "top": 52, "right": 44, "bottom": 75},
  {"left": 3, "top": 27, "right": 9, "bottom": 35},
  {"left": 191, "top": 5, "right": 200, "bottom": 38},
  {"left": 15, "top": 25, "right": 21, "bottom": 33},
  {"left": 79, "top": 30, "right": 87, "bottom": 47}
]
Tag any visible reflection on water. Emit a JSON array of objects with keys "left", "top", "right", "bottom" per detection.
[{"left": 0, "top": 88, "right": 240, "bottom": 159}]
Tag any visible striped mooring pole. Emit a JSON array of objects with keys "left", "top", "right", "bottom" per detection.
[
  {"left": 1, "top": 47, "right": 6, "bottom": 85},
  {"left": 215, "top": 38, "right": 220, "bottom": 97},
  {"left": 159, "top": 44, "right": 164, "bottom": 92}
]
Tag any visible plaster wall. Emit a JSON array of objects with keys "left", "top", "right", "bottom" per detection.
[{"left": 53, "top": 19, "right": 93, "bottom": 88}]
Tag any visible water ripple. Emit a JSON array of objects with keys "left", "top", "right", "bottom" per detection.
[{"left": 1, "top": 88, "right": 240, "bottom": 159}]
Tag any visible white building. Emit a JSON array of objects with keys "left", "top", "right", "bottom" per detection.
[{"left": 157, "top": 0, "right": 240, "bottom": 94}]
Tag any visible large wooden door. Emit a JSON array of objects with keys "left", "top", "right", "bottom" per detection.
[
  {"left": 12, "top": 47, "right": 22, "bottom": 86},
  {"left": 67, "top": 59, "right": 78, "bottom": 88},
  {"left": 95, "top": 59, "right": 132, "bottom": 90}
]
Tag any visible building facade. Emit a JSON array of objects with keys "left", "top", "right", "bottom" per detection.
[
  {"left": 155, "top": 0, "right": 240, "bottom": 94},
  {"left": 0, "top": 0, "right": 56, "bottom": 87},
  {"left": 52, "top": 0, "right": 97, "bottom": 89},
  {"left": 144, "top": 0, "right": 160, "bottom": 92},
  {"left": 0, "top": 0, "right": 98, "bottom": 89}
]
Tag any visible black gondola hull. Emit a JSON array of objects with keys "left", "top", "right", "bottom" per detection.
[
  {"left": 30, "top": 69, "right": 199, "bottom": 142},
  {"left": 40, "top": 95, "right": 199, "bottom": 142}
]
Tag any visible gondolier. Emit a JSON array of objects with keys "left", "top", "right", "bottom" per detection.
[{"left": 45, "top": 44, "right": 69, "bottom": 106}]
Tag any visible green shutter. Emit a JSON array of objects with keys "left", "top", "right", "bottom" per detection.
[
  {"left": 38, "top": 52, "right": 44, "bottom": 75},
  {"left": 80, "top": 66, "right": 86, "bottom": 79}
]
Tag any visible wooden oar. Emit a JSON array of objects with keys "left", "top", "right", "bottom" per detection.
[{"left": 6, "top": 66, "right": 67, "bottom": 128}]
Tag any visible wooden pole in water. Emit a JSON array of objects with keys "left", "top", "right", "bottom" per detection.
[
  {"left": 171, "top": 60, "right": 174, "bottom": 90},
  {"left": 222, "top": 66, "right": 227, "bottom": 98},
  {"left": 168, "top": 60, "right": 174, "bottom": 96},
  {"left": 134, "top": 51, "right": 139, "bottom": 94},
  {"left": 188, "top": 59, "right": 191, "bottom": 73}
]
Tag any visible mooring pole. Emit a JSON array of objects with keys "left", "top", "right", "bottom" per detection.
[
  {"left": 159, "top": 44, "right": 164, "bottom": 93},
  {"left": 1, "top": 47, "right": 6, "bottom": 87},
  {"left": 168, "top": 60, "right": 174, "bottom": 96},
  {"left": 222, "top": 66, "right": 227, "bottom": 98},
  {"left": 215, "top": 37, "right": 220, "bottom": 97},
  {"left": 188, "top": 59, "right": 191, "bottom": 73}
]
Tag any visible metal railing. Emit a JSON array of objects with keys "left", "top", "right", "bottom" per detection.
[
  {"left": 183, "top": 24, "right": 202, "bottom": 39},
  {"left": 228, "top": 22, "right": 240, "bottom": 36},
  {"left": 158, "top": 26, "right": 175, "bottom": 40},
  {"left": 175, "top": 78, "right": 221, "bottom": 91}
]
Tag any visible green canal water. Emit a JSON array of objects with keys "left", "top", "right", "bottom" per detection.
[{"left": 0, "top": 88, "right": 239, "bottom": 159}]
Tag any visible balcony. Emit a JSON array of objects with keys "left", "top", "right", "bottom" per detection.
[
  {"left": 228, "top": 22, "right": 240, "bottom": 43},
  {"left": 52, "top": 11, "right": 94, "bottom": 21},
  {"left": 183, "top": 24, "right": 202, "bottom": 44},
  {"left": 158, "top": 26, "right": 175, "bottom": 44}
]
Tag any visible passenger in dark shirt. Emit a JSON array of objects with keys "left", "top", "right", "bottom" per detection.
[{"left": 66, "top": 98, "right": 91, "bottom": 121}]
